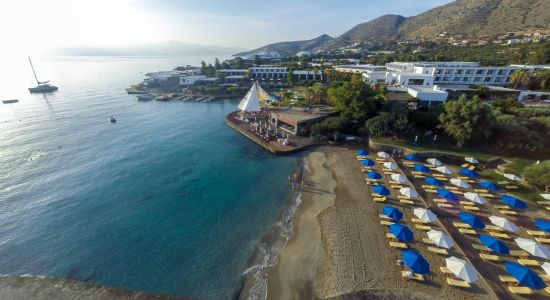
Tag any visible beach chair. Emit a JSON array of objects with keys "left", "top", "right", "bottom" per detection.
[
  {"left": 379, "top": 214, "right": 392, "bottom": 220},
  {"left": 389, "top": 180, "right": 401, "bottom": 185},
  {"left": 472, "top": 244, "right": 491, "bottom": 252},
  {"left": 509, "top": 250, "right": 529, "bottom": 258},
  {"left": 415, "top": 224, "right": 433, "bottom": 231},
  {"left": 414, "top": 175, "right": 426, "bottom": 179},
  {"left": 485, "top": 225, "right": 503, "bottom": 232},
  {"left": 480, "top": 193, "right": 495, "bottom": 198},
  {"left": 536, "top": 237, "right": 550, "bottom": 244},
  {"left": 437, "top": 203, "right": 453, "bottom": 208},
  {"left": 457, "top": 176, "right": 469, "bottom": 180},
  {"left": 373, "top": 197, "right": 387, "bottom": 203},
  {"left": 508, "top": 286, "right": 534, "bottom": 295},
  {"left": 440, "top": 266, "right": 452, "bottom": 275},
  {"left": 518, "top": 259, "right": 541, "bottom": 267},
  {"left": 460, "top": 200, "right": 475, "bottom": 206},
  {"left": 422, "top": 238, "right": 436, "bottom": 245},
  {"left": 497, "top": 181, "right": 510, "bottom": 185},
  {"left": 425, "top": 189, "right": 437, "bottom": 193},
  {"left": 463, "top": 206, "right": 480, "bottom": 212},
  {"left": 447, "top": 277, "right": 471, "bottom": 288},
  {"left": 541, "top": 275, "right": 550, "bottom": 282},
  {"left": 527, "top": 230, "right": 548, "bottom": 237},
  {"left": 474, "top": 188, "right": 488, "bottom": 193},
  {"left": 412, "top": 218, "right": 428, "bottom": 224},
  {"left": 500, "top": 210, "right": 518, "bottom": 216},
  {"left": 480, "top": 253, "right": 503, "bottom": 262},
  {"left": 380, "top": 220, "right": 395, "bottom": 226},
  {"left": 434, "top": 199, "right": 448, "bottom": 203},
  {"left": 537, "top": 201, "right": 550, "bottom": 206},
  {"left": 493, "top": 205, "right": 510, "bottom": 209},
  {"left": 398, "top": 195, "right": 412, "bottom": 200},
  {"left": 505, "top": 185, "right": 519, "bottom": 190},
  {"left": 391, "top": 185, "right": 402, "bottom": 189},
  {"left": 489, "top": 232, "right": 511, "bottom": 239},
  {"left": 401, "top": 271, "right": 424, "bottom": 281},
  {"left": 445, "top": 186, "right": 459, "bottom": 191},
  {"left": 399, "top": 199, "right": 415, "bottom": 205},
  {"left": 459, "top": 228, "right": 478, "bottom": 236},
  {"left": 390, "top": 242, "right": 408, "bottom": 249},
  {"left": 461, "top": 163, "right": 469, "bottom": 168},
  {"left": 499, "top": 275, "right": 519, "bottom": 283},
  {"left": 428, "top": 246, "right": 449, "bottom": 255},
  {"left": 386, "top": 233, "right": 397, "bottom": 239},
  {"left": 468, "top": 165, "right": 476, "bottom": 171},
  {"left": 453, "top": 222, "right": 471, "bottom": 229}
]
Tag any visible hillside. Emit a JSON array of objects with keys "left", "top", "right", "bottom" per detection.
[
  {"left": 236, "top": 0, "right": 550, "bottom": 57},
  {"left": 234, "top": 34, "right": 333, "bottom": 57}
]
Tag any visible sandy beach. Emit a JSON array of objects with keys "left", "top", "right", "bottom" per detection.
[{"left": 265, "top": 147, "right": 498, "bottom": 300}]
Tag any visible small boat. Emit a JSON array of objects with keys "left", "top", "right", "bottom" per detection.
[
  {"left": 2, "top": 99, "right": 18, "bottom": 104},
  {"left": 136, "top": 94, "right": 155, "bottom": 101},
  {"left": 109, "top": 116, "right": 116, "bottom": 123},
  {"left": 28, "top": 57, "right": 58, "bottom": 93}
]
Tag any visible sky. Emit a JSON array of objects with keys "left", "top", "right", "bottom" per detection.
[{"left": 0, "top": 0, "right": 453, "bottom": 54}]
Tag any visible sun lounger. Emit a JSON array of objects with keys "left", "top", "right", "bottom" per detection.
[
  {"left": 414, "top": 175, "right": 426, "bottom": 179},
  {"left": 422, "top": 184, "right": 434, "bottom": 189},
  {"left": 401, "top": 271, "right": 424, "bottom": 281},
  {"left": 497, "top": 181, "right": 510, "bottom": 185},
  {"left": 536, "top": 237, "right": 550, "bottom": 244},
  {"left": 485, "top": 225, "right": 503, "bottom": 232},
  {"left": 474, "top": 189, "right": 489, "bottom": 193},
  {"left": 415, "top": 224, "right": 432, "bottom": 231},
  {"left": 434, "top": 198, "right": 448, "bottom": 203},
  {"left": 373, "top": 197, "right": 387, "bottom": 203},
  {"left": 459, "top": 228, "right": 478, "bottom": 235},
  {"left": 411, "top": 171, "right": 422, "bottom": 175},
  {"left": 372, "top": 194, "right": 387, "bottom": 199},
  {"left": 480, "top": 193, "right": 495, "bottom": 198},
  {"left": 461, "top": 163, "right": 469, "bottom": 168},
  {"left": 538, "top": 201, "right": 550, "bottom": 206},
  {"left": 389, "top": 180, "right": 402, "bottom": 185},
  {"left": 480, "top": 253, "right": 502, "bottom": 262},
  {"left": 386, "top": 233, "right": 397, "bottom": 239},
  {"left": 453, "top": 222, "right": 471, "bottom": 228},
  {"left": 447, "top": 277, "right": 471, "bottom": 288},
  {"left": 468, "top": 165, "right": 476, "bottom": 170},
  {"left": 457, "top": 175, "right": 469, "bottom": 180},
  {"left": 379, "top": 214, "right": 392, "bottom": 220},
  {"left": 399, "top": 199, "right": 415, "bottom": 205},
  {"left": 425, "top": 189, "right": 437, "bottom": 193},
  {"left": 390, "top": 242, "right": 408, "bottom": 249},
  {"left": 437, "top": 203, "right": 453, "bottom": 208},
  {"left": 465, "top": 180, "right": 475, "bottom": 183},
  {"left": 463, "top": 206, "right": 480, "bottom": 211},
  {"left": 445, "top": 186, "right": 459, "bottom": 191},
  {"left": 505, "top": 185, "right": 519, "bottom": 190},
  {"left": 527, "top": 230, "right": 548, "bottom": 237},
  {"left": 500, "top": 210, "right": 518, "bottom": 215},
  {"left": 440, "top": 266, "right": 452, "bottom": 274},
  {"left": 460, "top": 200, "right": 475, "bottom": 205},
  {"left": 398, "top": 195, "right": 412, "bottom": 200},
  {"left": 518, "top": 259, "right": 540, "bottom": 267},
  {"left": 541, "top": 275, "right": 550, "bottom": 282},
  {"left": 490, "top": 232, "right": 511, "bottom": 239},
  {"left": 412, "top": 218, "right": 428, "bottom": 224},
  {"left": 423, "top": 238, "right": 436, "bottom": 245},
  {"left": 509, "top": 250, "right": 529, "bottom": 258},
  {"left": 472, "top": 244, "right": 491, "bottom": 252},
  {"left": 380, "top": 220, "right": 395, "bottom": 226},
  {"left": 493, "top": 205, "right": 510, "bottom": 209},
  {"left": 508, "top": 286, "right": 534, "bottom": 295},
  {"left": 499, "top": 275, "right": 518, "bottom": 283},
  {"left": 391, "top": 185, "right": 403, "bottom": 189},
  {"left": 428, "top": 246, "right": 449, "bottom": 255}
]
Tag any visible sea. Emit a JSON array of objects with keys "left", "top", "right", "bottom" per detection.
[{"left": 0, "top": 56, "right": 301, "bottom": 299}]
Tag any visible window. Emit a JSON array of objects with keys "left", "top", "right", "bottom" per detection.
[
  {"left": 442, "top": 77, "right": 450, "bottom": 81},
  {"left": 476, "top": 70, "right": 484, "bottom": 75},
  {"left": 408, "top": 79, "right": 425, "bottom": 85},
  {"left": 435, "top": 77, "right": 441, "bottom": 81},
  {"left": 463, "top": 77, "right": 469, "bottom": 82},
  {"left": 484, "top": 77, "right": 492, "bottom": 82},
  {"left": 465, "top": 70, "right": 472, "bottom": 75},
  {"left": 473, "top": 77, "right": 481, "bottom": 82},
  {"left": 455, "top": 70, "right": 463, "bottom": 75},
  {"left": 486, "top": 70, "right": 494, "bottom": 75}
]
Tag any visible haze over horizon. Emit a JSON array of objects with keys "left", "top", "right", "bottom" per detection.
[{"left": 1, "top": 0, "right": 453, "bottom": 56}]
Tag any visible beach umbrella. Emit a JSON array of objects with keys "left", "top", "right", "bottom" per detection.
[
  {"left": 515, "top": 238, "right": 550, "bottom": 259},
  {"left": 459, "top": 212, "right": 485, "bottom": 230},
  {"left": 377, "top": 151, "right": 390, "bottom": 158},
  {"left": 425, "top": 177, "right": 444, "bottom": 187},
  {"left": 489, "top": 215, "right": 519, "bottom": 233},
  {"left": 450, "top": 178, "right": 471, "bottom": 189},
  {"left": 402, "top": 249, "right": 430, "bottom": 274},
  {"left": 464, "top": 192, "right": 487, "bottom": 205},
  {"left": 542, "top": 262, "right": 550, "bottom": 276},
  {"left": 399, "top": 187, "right": 418, "bottom": 198},
  {"left": 459, "top": 168, "right": 479, "bottom": 178},
  {"left": 445, "top": 256, "right": 478, "bottom": 283},
  {"left": 541, "top": 194, "right": 550, "bottom": 200},
  {"left": 390, "top": 224, "right": 414, "bottom": 242},
  {"left": 383, "top": 162, "right": 398, "bottom": 170},
  {"left": 501, "top": 195, "right": 528, "bottom": 210},
  {"left": 373, "top": 185, "right": 390, "bottom": 196},
  {"left": 367, "top": 171, "right": 382, "bottom": 180},
  {"left": 405, "top": 154, "right": 420, "bottom": 161},
  {"left": 383, "top": 206, "right": 403, "bottom": 222},
  {"left": 535, "top": 219, "right": 550, "bottom": 233},
  {"left": 427, "top": 158, "right": 443, "bottom": 167},
  {"left": 436, "top": 166, "right": 453, "bottom": 175},
  {"left": 505, "top": 262, "right": 546, "bottom": 290},
  {"left": 428, "top": 230, "right": 454, "bottom": 249},
  {"left": 504, "top": 173, "right": 522, "bottom": 181},
  {"left": 465, "top": 157, "right": 479, "bottom": 164},
  {"left": 480, "top": 181, "right": 501, "bottom": 191},
  {"left": 391, "top": 174, "right": 407, "bottom": 183},
  {"left": 361, "top": 159, "right": 375, "bottom": 167},
  {"left": 356, "top": 149, "right": 369, "bottom": 156},
  {"left": 480, "top": 234, "right": 510, "bottom": 254},
  {"left": 438, "top": 189, "right": 459, "bottom": 202},
  {"left": 414, "top": 164, "right": 431, "bottom": 173},
  {"left": 413, "top": 208, "right": 438, "bottom": 223}
]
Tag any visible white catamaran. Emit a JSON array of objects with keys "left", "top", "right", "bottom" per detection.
[{"left": 28, "top": 57, "right": 58, "bottom": 93}]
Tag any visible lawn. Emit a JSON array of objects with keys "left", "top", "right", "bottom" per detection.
[{"left": 480, "top": 170, "right": 544, "bottom": 204}]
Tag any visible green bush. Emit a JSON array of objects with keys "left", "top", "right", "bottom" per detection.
[{"left": 523, "top": 161, "right": 550, "bottom": 191}]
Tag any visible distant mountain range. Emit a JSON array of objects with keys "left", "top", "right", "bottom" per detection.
[
  {"left": 49, "top": 41, "right": 246, "bottom": 57},
  {"left": 236, "top": 0, "right": 550, "bottom": 57}
]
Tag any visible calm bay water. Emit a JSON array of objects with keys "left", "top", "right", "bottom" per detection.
[{"left": 0, "top": 57, "right": 299, "bottom": 298}]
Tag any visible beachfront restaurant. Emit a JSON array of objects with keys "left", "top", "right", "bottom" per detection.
[{"left": 268, "top": 105, "right": 336, "bottom": 137}]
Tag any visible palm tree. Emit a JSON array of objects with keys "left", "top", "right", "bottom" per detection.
[
  {"left": 534, "top": 70, "right": 550, "bottom": 91},
  {"left": 509, "top": 70, "right": 530, "bottom": 89}
]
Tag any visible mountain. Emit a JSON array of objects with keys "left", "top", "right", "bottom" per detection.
[
  {"left": 238, "top": 0, "right": 550, "bottom": 57},
  {"left": 234, "top": 34, "right": 334, "bottom": 57}
]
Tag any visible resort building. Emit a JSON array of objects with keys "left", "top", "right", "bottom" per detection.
[
  {"left": 217, "top": 69, "right": 248, "bottom": 76},
  {"left": 292, "top": 70, "right": 324, "bottom": 81},
  {"left": 334, "top": 64, "right": 386, "bottom": 74},
  {"left": 268, "top": 105, "right": 337, "bottom": 136},
  {"left": 179, "top": 75, "right": 217, "bottom": 86},
  {"left": 249, "top": 65, "right": 288, "bottom": 80}
]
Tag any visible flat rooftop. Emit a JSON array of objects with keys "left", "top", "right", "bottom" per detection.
[
  {"left": 409, "top": 87, "right": 448, "bottom": 94},
  {"left": 271, "top": 105, "right": 335, "bottom": 123},
  {"left": 438, "top": 85, "right": 519, "bottom": 92}
]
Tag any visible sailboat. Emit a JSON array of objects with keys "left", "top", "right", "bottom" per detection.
[{"left": 28, "top": 57, "right": 58, "bottom": 93}]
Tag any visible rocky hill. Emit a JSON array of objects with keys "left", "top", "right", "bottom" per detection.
[{"left": 236, "top": 0, "right": 550, "bottom": 57}]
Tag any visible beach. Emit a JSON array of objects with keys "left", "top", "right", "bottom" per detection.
[{"left": 265, "top": 147, "right": 498, "bottom": 300}]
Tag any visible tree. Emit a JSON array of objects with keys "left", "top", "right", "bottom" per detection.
[
  {"left": 234, "top": 57, "right": 245, "bottom": 69},
  {"left": 492, "top": 98, "right": 523, "bottom": 114},
  {"left": 509, "top": 70, "right": 530, "bottom": 89},
  {"left": 287, "top": 69, "right": 295, "bottom": 85},
  {"left": 254, "top": 55, "right": 262, "bottom": 66},
  {"left": 214, "top": 58, "right": 221, "bottom": 70},
  {"left": 438, "top": 95, "right": 495, "bottom": 147},
  {"left": 327, "top": 77, "right": 377, "bottom": 129},
  {"left": 523, "top": 161, "right": 550, "bottom": 191},
  {"left": 365, "top": 102, "right": 412, "bottom": 137},
  {"left": 534, "top": 69, "right": 550, "bottom": 91},
  {"left": 200, "top": 61, "right": 207, "bottom": 75},
  {"left": 532, "top": 43, "right": 550, "bottom": 64}
]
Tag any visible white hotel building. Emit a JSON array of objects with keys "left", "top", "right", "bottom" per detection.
[{"left": 249, "top": 65, "right": 288, "bottom": 80}]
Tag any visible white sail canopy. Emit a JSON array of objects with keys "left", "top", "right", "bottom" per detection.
[{"left": 237, "top": 81, "right": 272, "bottom": 112}]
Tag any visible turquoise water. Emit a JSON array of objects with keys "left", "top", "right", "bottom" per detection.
[{"left": 0, "top": 57, "right": 299, "bottom": 298}]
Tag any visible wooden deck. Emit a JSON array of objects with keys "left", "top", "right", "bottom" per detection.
[{"left": 225, "top": 111, "right": 318, "bottom": 155}]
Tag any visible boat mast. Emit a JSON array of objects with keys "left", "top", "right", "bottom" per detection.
[{"left": 28, "top": 57, "right": 40, "bottom": 85}]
